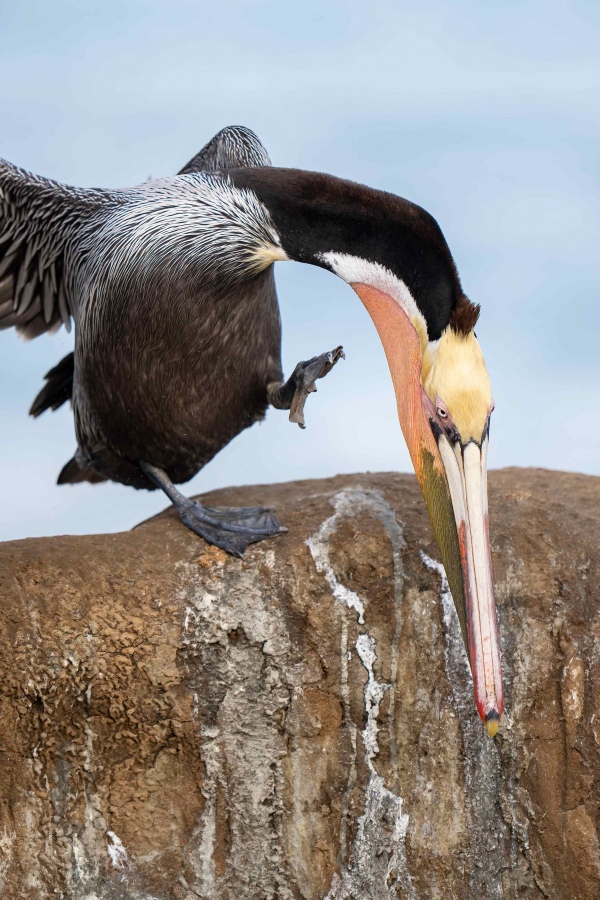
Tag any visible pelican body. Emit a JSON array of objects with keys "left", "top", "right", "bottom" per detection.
[{"left": 0, "top": 126, "right": 503, "bottom": 733}]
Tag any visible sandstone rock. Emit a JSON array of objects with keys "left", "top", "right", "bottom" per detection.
[{"left": 0, "top": 468, "right": 598, "bottom": 899}]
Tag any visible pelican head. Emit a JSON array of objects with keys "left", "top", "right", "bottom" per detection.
[{"left": 353, "top": 283, "right": 503, "bottom": 737}]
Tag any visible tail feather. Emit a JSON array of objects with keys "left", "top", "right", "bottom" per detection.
[
  {"left": 30, "top": 352, "right": 74, "bottom": 417},
  {"left": 57, "top": 456, "right": 107, "bottom": 485}
]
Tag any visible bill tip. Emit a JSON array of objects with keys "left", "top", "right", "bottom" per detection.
[{"left": 484, "top": 714, "right": 500, "bottom": 738}]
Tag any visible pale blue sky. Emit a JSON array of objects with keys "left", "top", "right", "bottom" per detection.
[{"left": 1, "top": 0, "right": 598, "bottom": 540}]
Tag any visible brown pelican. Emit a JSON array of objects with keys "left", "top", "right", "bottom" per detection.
[{"left": 0, "top": 126, "right": 503, "bottom": 734}]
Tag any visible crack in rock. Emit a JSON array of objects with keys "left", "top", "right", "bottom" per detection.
[{"left": 308, "top": 488, "right": 416, "bottom": 900}]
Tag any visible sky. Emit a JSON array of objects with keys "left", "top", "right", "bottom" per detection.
[{"left": 0, "top": 0, "right": 599, "bottom": 541}]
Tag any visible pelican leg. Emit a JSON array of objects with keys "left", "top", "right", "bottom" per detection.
[
  {"left": 138, "top": 461, "right": 287, "bottom": 558},
  {"left": 268, "top": 345, "right": 344, "bottom": 429}
]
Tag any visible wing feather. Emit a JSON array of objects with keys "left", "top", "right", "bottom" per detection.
[
  {"left": 0, "top": 159, "right": 111, "bottom": 339},
  {"left": 178, "top": 125, "right": 271, "bottom": 175},
  {"left": 1, "top": 127, "right": 270, "bottom": 343}
]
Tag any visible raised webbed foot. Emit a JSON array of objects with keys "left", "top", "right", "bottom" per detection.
[{"left": 268, "top": 345, "right": 344, "bottom": 429}]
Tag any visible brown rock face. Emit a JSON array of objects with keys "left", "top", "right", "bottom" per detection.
[{"left": 0, "top": 468, "right": 598, "bottom": 899}]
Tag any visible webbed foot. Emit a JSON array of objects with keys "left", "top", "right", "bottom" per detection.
[
  {"left": 179, "top": 501, "right": 287, "bottom": 557},
  {"left": 268, "top": 345, "right": 344, "bottom": 428},
  {"left": 138, "top": 460, "right": 287, "bottom": 558}
]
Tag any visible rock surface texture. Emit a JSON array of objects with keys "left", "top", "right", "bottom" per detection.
[{"left": 0, "top": 469, "right": 598, "bottom": 899}]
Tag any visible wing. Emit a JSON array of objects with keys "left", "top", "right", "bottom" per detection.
[
  {"left": 0, "top": 160, "right": 109, "bottom": 339},
  {"left": 178, "top": 125, "right": 271, "bottom": 175}
]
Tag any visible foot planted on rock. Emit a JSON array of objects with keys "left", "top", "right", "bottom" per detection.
[
  {"left": 138, "top": 460, "right": 286, "bottom": 558},
  {"left": 179, "top": 500, "right": 286, "bottom": 557}
]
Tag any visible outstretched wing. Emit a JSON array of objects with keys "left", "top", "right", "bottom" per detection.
[
  {"left": 178, "top": 125, "right": 271, "bottom": 174},
  {"left": 0, "top": 160, "right": 109, "bottom": 339},
  {"left": 0, "top": 128, "right": 269, "bottom": 341}
]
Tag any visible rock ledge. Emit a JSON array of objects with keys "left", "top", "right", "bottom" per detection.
[{"left": 0, "top": 469, "right": 599, "bottom": 899}]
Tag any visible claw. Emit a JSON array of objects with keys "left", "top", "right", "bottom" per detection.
[{"left": 289, "top": 345, "right": 345, "bottom": 428}]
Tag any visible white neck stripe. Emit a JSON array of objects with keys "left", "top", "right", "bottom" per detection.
[{"left": 318, "top": 251, "right": 427, "bottom": 335}]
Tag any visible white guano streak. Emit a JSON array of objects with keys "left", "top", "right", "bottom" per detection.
[
  {"left": 306, "top": 500, "right": 365, "bottom": 624},
  {"left": 307, "top": 488, "right": 415, "bottom": 900},
  {"left": 106, "top": 830, "right": 128, "bottom": 869},
  {"left": 420, "top": 553, "right": 463, "bottom": 664}
]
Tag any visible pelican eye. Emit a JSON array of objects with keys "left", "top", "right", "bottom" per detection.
[{"left": 437, "top": 406, "right": 448, "bottom": 419}]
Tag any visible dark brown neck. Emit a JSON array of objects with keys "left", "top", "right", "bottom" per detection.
[{"left": 228, "top": 166, "right": 464, "bottom": 340}]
